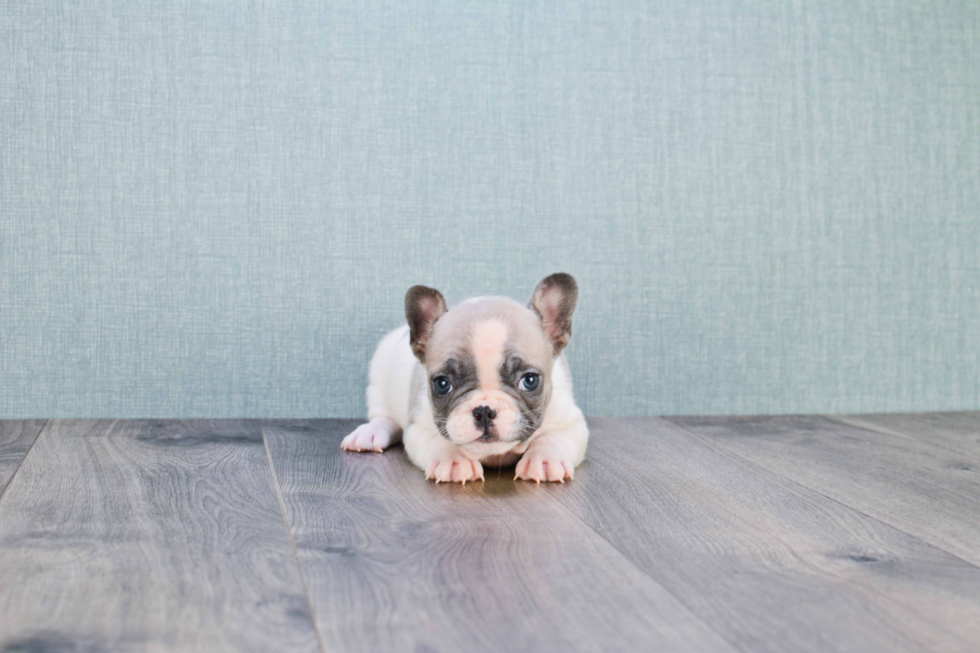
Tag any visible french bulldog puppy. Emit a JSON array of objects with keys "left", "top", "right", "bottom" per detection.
[{"left": 341, "top": 273, "right": 588, "bottom": 484}]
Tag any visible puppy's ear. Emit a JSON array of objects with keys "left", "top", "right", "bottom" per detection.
[
  {"left": 405, "top": 285, "right": 447, "bottom": 362},
  {"left": 529, "top": 273, "right": 579, "bottom": 354}
]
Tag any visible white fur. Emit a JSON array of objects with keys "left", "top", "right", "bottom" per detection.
[
  {"left": 471, "top": 319, "right": 507, "bottom": 390},
  {"left": 342, "top": 325, "right": 589, "bottom": 483}
]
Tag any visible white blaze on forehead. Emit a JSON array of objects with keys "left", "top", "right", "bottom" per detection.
[{"left": 470, "top": 319, "right": 508, "bottom": 390}]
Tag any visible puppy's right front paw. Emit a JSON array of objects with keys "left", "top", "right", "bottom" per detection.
[
  {"left": 425, "top": 455, "right": 484, "bottom": 484},
  {"left": 341, "top": 420, "right": 395, "bottom": 453}
]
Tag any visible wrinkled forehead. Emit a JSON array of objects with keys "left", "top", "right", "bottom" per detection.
[{"left": 426, "top": 298, "right": 552, "bottom": 374}]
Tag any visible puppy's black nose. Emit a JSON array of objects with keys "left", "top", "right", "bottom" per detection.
[{"left": 472, "top": 406, "right": 497, "bottom": 430}]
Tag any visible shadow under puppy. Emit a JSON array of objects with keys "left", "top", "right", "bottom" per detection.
[{"left": 342, "top": 273, "right": 589, "bottom": 484}]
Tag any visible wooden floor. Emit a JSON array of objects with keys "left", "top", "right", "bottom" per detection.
[{"left": 0, "top": 415, "right": 978, "bottom": 652}]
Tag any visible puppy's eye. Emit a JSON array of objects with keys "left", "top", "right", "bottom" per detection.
[
  {"left": 519, "top": 373, "right": 540, "bottom": 391},
  {"left": 432, "top": 376, "right": 453, "bottom": 395}
]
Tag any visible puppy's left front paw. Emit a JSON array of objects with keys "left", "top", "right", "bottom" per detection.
[{"left": 515, "top": 447, "right": 575, "bottom": 483}]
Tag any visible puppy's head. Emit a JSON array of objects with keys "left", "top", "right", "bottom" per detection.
[{"left": 405, "top": 273, "right": 578, "bottom": 456}]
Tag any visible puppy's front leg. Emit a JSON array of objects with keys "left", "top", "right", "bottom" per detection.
[
  {"left": 515, "top": 417, "right": 589, "bottom": 483},
  {"left": 404, "top": 424, "right": 484, "bottom": 484},
  {"left": 341, "top": 416, "right": 402, "bottom": 453}
]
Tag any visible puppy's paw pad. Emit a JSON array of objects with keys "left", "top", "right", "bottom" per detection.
[
  {"left": 341, "top": 422, "right": 393, "bottom": 453},
  {"left": 425, "top": 456, "right": 484, "bottom": 484},
  {"left": 515, "top": 450, "right": 574, "bottom": 483}
]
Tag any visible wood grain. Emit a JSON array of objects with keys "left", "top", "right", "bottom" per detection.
[
  {"left": 4, "top": 415, "right": 978, "bottom": 652},
  {"left": 668, "top": 414, "right": 980, "bottom": 569},
  {"left": 0, "top": 420, "right": 46, "bottom": 499},
  {"left": 0, "top": 420, "right": 320, "bottom": 653},
  {"left": 546, "top": 417, "right": 980, "bottom": 653},
  {"left": 262, "top": 419, "right": 735, "bottom": 653},
  {"left": 833, "top": 412, "right": 980, "bottom": 460}
]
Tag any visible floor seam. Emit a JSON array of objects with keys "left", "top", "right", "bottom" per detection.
[
  {"left": 825, "top": 414, "right": 980, "bottom": 463},
  {"left": 0, "top": 419, "right": 50, "bottom": 513},
  {"left": 539, "top": 487, "right": 747, "bottom": 653},
  {"left": 260, "top": 420, "right": 328, "bottom": 653},
  {"left": 663, "top": 416, "right": 980, "bottom": 573}
]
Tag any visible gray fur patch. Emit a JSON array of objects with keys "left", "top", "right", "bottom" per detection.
[{"left": 428, "top": 351, "right": 479, "bottom": 440}]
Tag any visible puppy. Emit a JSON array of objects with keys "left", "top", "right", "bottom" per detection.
[{"left": 341, "top": 273, "right": 589, "bottom": 484}]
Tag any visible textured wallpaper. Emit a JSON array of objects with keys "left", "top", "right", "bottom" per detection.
[{"left": 1, "top": 1, "right": 978, "bottom": 418}]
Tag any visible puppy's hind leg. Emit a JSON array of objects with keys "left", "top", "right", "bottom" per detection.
[{"left": 342, "top": 326, "right": 411, "bottom": 453}]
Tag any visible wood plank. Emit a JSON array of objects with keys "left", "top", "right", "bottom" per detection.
[
  {"left": 547, "top": 417, "right": 980, "bottom": 653},
  {"left": 0, "top": 420, "right": 321, "bottom": 653},
  {"left": 833, "top": 412, "right": 980, "bottom": 460},
  {"left": 0, "top": 420, "right": 45, "bottom": 497},
  {"left": 668, "top": 414, "right": 980, "bottom": 570},
  {"left": 262, "top": 419, "right": 735, "bottom": 653}
]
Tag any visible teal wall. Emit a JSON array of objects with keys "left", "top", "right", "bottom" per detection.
[{"left": 2, "top": 1, "right": 978, "bottom": 418}]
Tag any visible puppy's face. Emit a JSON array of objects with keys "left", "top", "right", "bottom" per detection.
[{"left": 405, "top": 274, "right": 578, "bottom": 456}]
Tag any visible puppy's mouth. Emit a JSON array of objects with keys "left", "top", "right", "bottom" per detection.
[
  {"left": 477, "top": 428, "right": 501, "bottom": 442},
  {"left": 461, "top": 431, "right": 509, "bottom": 447},
  {"left": 461, "top": 426, "right": 520, "bottom": 447},
  {"left": 460, "top": 438, "right": 520, "bottom": 455}
]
